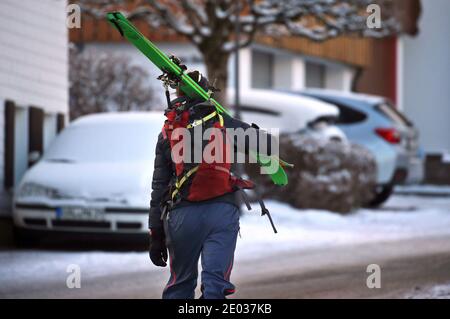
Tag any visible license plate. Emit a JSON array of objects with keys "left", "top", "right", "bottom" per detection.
[{"left": 56, "top": 207, "right": 105, "bottom": 221}]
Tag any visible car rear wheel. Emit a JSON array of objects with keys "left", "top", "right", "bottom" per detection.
[{"left": 365, "top": 185, "right": 394, "bottom": 208}]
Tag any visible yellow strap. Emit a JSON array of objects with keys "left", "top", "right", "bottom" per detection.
[
  {"left": 186, "top": 111, "right": 224, "bottom": 129},
  {"left": 171, "top": 166, "right": 199, "bottom": 199},
  {"left": 187, "top": 111, "right": 217, "bottom": 128}
]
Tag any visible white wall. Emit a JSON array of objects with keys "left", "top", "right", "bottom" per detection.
[
  {"left": 273, "top": 56, "right": 306, "bottom": 90},
  {"left": 273, "top": 55, "right": 293, "bottom": 89},
  {"left": 291, "top": 58, "right": 306, "bottom": 90},
  {"left": 232, "top": 48, "right": 252, "bottom": 90},
  {"left": 398, "top": 0, "right": 450, "bottom": 153},
  {"left": 325, "top": 65, "right": 354, "bottom": 92},
  {"left": 0, "top": 0, "right": 68, "bottom": 112},
  {"left": 0, "top": 0, "right": 69, "bottom": 214}
]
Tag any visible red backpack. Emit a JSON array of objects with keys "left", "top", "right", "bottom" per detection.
[{"left": 162, "top": 100, "right": 254, "bottom": 203}]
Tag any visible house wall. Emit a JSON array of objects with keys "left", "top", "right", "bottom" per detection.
[
  {"left": 273, "top": 56, "right": 306, "bottom": 91},
  {"left": 88, "top": 42, "right": 355, "bottom": 107},
  {"left": 398, "top": 0, "right": 450, "bottom": 154},
  {"left": 0, "top": 0, "right": 69, "bottom": 215},
  {"left": 0, "top": 0, "right": 69, "bottom": 112},
  {"left": 246, "top": 46, "right": 354, "bottom": 92},
  {"left": 325, "top": 65, "right": 355, "bottom": 92},
  {"left": 355, "top": 38, "right": 397, "bottom": 103}
]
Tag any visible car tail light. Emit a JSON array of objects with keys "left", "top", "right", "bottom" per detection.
[{"left": 375, "top": 128, "right": 401, "bottom": 144}]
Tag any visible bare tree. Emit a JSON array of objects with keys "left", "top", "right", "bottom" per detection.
[
  {"left": 69, "top": 45, "right": 155, "bottom": 119},
  {"left": 79, "top": 0, "right": 400, "bottom": 102}
]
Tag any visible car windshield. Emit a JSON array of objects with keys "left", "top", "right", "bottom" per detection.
[{"left": 44, "top": 121, "right": 160, "bottom": 163}]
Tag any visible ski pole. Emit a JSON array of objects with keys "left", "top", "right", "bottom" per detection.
[{"left": 257, "top": 198, "right": 278, "bottom": 234}]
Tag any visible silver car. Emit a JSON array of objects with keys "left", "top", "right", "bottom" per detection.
[{"left": 299, "top": 89, "right": 424, "bottom": 207}]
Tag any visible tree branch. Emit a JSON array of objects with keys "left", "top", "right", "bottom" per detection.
[{"left": 79, "top": 0, "right": 400, "bottom": 52}]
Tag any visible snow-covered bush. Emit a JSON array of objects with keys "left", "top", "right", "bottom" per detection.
[
  {"left": 69, "top": 45, "right": 155, "bottom": 120},
  {"left": 247, "top": 134, "right": 376, "bottom": 214}
]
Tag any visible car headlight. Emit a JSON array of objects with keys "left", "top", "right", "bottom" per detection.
[{"left": 18, "top": 183, "right": 58, "bottom": 199}]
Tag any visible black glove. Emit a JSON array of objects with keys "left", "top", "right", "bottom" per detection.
[{"left": 149, "top": 227, "right": 168, "bottom": 267}]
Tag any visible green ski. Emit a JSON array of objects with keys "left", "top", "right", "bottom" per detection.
[{"left": 106, "top": 11, "right": 291, "bottom": 186}]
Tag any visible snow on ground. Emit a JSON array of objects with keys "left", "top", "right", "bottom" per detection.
[
  {"left": 1, "top": 195, "right": 450, "bottom": 292},
  {"left": 395, "top": 184, "right": 450, "bottom": 196},
  {"left": 236, "top": 195, "right": 450, "bottom": 258},
  {"left": 0, "top": 249, "right": 151, "bottom": 293},
  {"left": 406, "top": 282, "right": 450, "bottom": 299}
]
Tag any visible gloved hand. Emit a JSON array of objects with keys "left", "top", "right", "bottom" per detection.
[{"left": 149, "top": 227, "right": 168, "bottom": 267}]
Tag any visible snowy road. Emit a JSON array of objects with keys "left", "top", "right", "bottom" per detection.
[{"left": 1, "top": 194, "right": 450, "bottom": 298}]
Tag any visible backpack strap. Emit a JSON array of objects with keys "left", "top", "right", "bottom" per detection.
[
  {"left": 171, "top": 165, "right": 199, "bottom": 200},
  {"left": 186, "top": 111, "right": 223, "bottom": 129}
]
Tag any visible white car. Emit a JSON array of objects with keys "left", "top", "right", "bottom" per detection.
[
  {"left": 227, "top": 89, "right": 347, "bottom": 142},
  {"left": 13, "top": 112, "right": 164, "bottom": 245}
]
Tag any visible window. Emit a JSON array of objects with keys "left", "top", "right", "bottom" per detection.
[
  {"left": 309, "top": 97, "right": 367, "bottom": 124},
  {"left": 28, "top": 106, "right": 44, "bottom": 166},
  {"left": 375, "top": 102, "right": 413, "bottom": 127},
  {"left": 14, "top": 106, "right": 29, "bottom": 186},
  {"left": 305, "top": 62, "right": 326, "bottom": 89},
  {"left": 251, "top": 50, "right": 273, "bottom": 89},
  {"left": 334, "top": 103, "right": 367, "bottom": 124},
  {"left": 43, "top": 113, "right": 57, "bottom": 151},
  {"left": 4, "top": 101, "right": 15, "bottom": 188}
]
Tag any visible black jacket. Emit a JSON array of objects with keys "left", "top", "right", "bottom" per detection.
[{"left": 148, "top": 97, "right": 275, "bottom": 229}]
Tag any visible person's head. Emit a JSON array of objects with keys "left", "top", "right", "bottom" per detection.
[{"left": 176, "top": 70, "right": 209, "bottom": 97}]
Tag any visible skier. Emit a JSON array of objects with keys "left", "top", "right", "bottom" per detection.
[{"left": 148, "top": 70, "right": 276, "bottom": 299}]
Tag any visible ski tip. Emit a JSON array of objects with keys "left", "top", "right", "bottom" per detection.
[
  {"left": 274, "top": 180, "right": 288, "bottom": 186},
  {"left": 106, "top": 12, "right": 125, "bottom": 36},
  {"left": 107, "top": 11, "right": 125, "bottom": 18}
]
